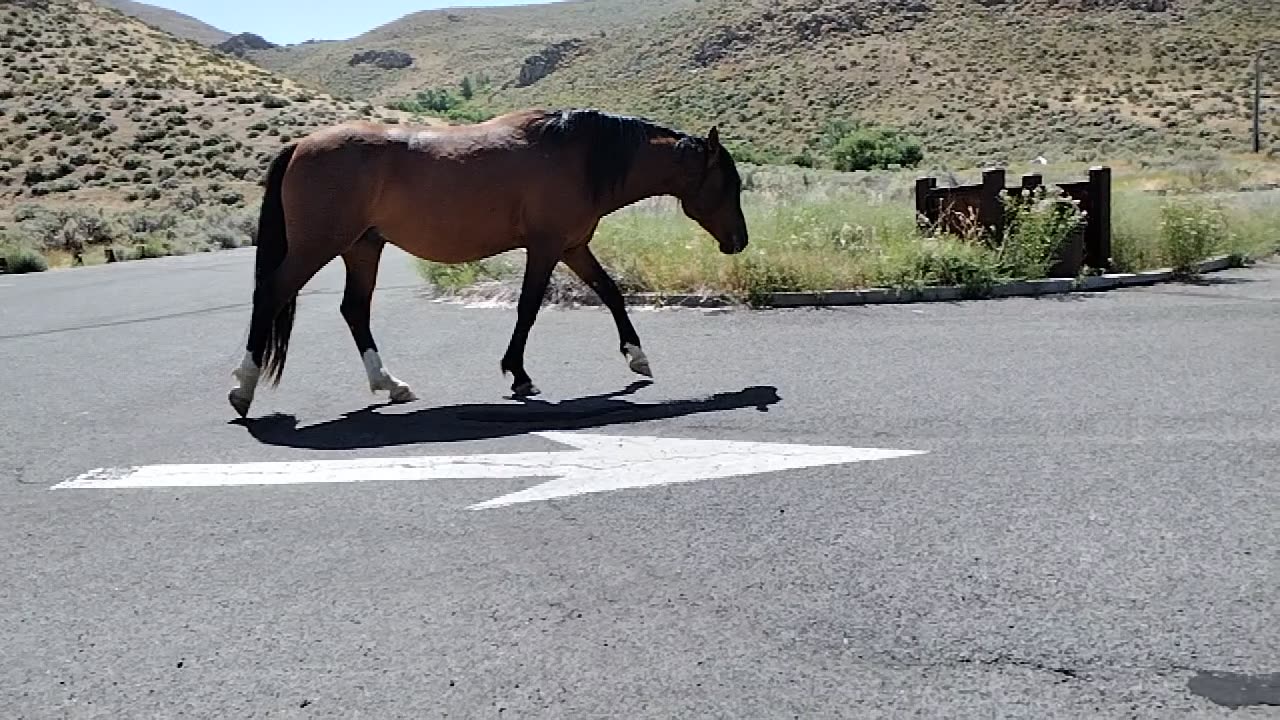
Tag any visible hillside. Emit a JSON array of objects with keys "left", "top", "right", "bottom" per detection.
[
  {"left": 245, "top": 1, "right": 697, "bottom": 105},
  {"left": 0, "top": 0, "right": 435, "bottom": 268},
  {"left": 0, "top": 0, "right": 425, "bottom": 218},
  {"left": 96, "top": 0, "right": 232, "bottom": 45},
  {"left": 244, "top": 0, "right": 1280, "bottom": 166}
]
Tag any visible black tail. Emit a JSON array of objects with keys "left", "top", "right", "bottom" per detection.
[{"left": 252, "top": 143, "right": 298, "bottom": 387}]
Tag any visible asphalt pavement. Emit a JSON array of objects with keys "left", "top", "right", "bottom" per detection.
[{"left": 2, "top": 245, "right": 1278, "bottom": 718}]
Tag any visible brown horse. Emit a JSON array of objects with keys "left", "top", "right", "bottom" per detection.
[{"left": 227, "top": 107, "right": 749, "bottom": 418}]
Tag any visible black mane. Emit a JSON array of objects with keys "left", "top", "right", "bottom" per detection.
[{"left": 526, "top": 108, "right": 691, "bottom": 203}]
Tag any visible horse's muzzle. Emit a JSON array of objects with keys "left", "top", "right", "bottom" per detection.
[{"left": 721, "top": 232, "right": 748, "bottom": 255}]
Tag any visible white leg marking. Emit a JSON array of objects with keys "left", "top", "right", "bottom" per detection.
[
  {"left": 229, "top": 351, "right": 260, "bottom": 417},
  {"left": 362, "top": 349, "right": 417, "bottom": 403},
  {"left": 623, "top": 342, "right": 652, "bottom": 378}
]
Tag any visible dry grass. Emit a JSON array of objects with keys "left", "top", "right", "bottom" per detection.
[{"left": 415, "top": 159, "right": 1280, "bottom": 302}]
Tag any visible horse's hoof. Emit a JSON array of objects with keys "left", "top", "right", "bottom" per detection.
[
  {"left": 512, "top": 381, "right": 541, "bottom": 398},
  {"left": 624, "top": 344, "right": 652, "bottom": 378},
  {"left": 389, "top": 385, "right": 417, "bottom": 404},
  {"left": 629, "top": 356, "right": 653, "bottom": 378},
  {"left": 228, "top": 389, "right": 252, "bottom": 419}
]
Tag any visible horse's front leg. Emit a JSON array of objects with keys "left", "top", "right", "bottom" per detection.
[
  {"left": 500, "top": 246, "right": 560, "bottom": 397},
  {"left": 562, "top": 245, "right": 650, "bottom": 378}
]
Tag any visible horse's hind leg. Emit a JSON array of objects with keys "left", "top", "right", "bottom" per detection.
[
  {"left": 229, "top": 246, "right": 337, "bottom": 417},
  {"left": 341, "top": 230, "right": 416, "bottom": 404},
  {"left": 229, "top": 210, "right": 369, "bottom": 418}
]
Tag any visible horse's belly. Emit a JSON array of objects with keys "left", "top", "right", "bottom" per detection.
[{"left": 380, "top": 216, "right": 521, "bottom": 264}]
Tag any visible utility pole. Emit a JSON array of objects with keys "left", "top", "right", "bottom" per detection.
[{"left": 1255, "top": 43, "right": 1280, "bottom": 154}]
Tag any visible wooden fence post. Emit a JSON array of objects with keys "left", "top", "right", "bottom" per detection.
[
  {"left": 1021, "top": 173, "right": 1043, "bottom": 194},
  {"left": 1087, "top": 166, "right": 1112, "bottom": 271},
  {"left": 980, "top": 167, "right": 1006, "bottom": 242},
  {"left": 915, "top": 176, "right": 936, "bottom": 231}
]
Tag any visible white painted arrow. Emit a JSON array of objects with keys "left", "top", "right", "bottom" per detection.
[{"left": 51, "top": 432, "right": 928, "bottom": 509}]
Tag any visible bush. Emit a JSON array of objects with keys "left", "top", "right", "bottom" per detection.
[
  {"left": 207, "top": 226, "right": 244, "bottom": 249},
  {"left": 388, "top": 88, "right": 494, "bottom": 125},
  {"left": 133, "top": 235, "right": 171, "bottom": 259},
  {"left": 23, "top": 162, "right": 74, "bottom": 185},
  {"left": 874, "top": 235, "right": 999, "bottom": 293},
  {"left": 11, "top": 206, "right": 121, "bottom": 253},
  {"left": 814, "top": 119, "right": 924, "bottom": 171},
  {"left": 259, "top": 93, "right": 290, "bottom": 108},
  {"left": 1160, "top": 198, "right": 1230, "bottom": 275},
  {"left": 417, "top": 258, "right": 512, "bottom": 290},
  {"left": 724, "top": 253, "right": 811, "bottom": 305},
  {"left": 998, "top": 186, "right": 1087, "bottom": 279},
  {"left": 1, "top": 245, "right": 47, "bottom": 274}
]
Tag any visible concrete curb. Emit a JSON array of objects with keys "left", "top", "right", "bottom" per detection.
[{"left": 611, "top": 254, "right": 1249, "bottom": 309}]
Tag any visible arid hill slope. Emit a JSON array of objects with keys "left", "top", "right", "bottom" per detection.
[
  {"left": 243, "top": 0, "right": 1280, "bottom": 164},
  {"left": 0, "top": 0, "right": 421, "bottom": 217},
  {"left": 96, "top": 0, "right": 232, "bottom": 45}
]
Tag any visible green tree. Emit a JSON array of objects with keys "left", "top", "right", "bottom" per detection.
[{"left": 813, "top": 120, "right": 924, "bottom": 171}]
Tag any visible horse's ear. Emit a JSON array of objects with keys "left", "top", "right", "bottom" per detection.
[{"left": 706, "top": 126, "right": 721, "bottom": 166}]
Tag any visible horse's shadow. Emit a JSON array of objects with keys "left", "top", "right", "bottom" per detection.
[{"left": 236, "top": 381, "right": 782, "bottom": 451}]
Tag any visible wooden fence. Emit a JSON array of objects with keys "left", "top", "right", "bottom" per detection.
[{"left": 914, "top": 166, "right": 1113, "bottom": 275}]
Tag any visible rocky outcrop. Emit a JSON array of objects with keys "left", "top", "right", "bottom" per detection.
[
  {"left": 689, "top": 0, "right": 932, "bottom": 67},
  {"left": 516, "top": 39, "right": 583, "bottom": 87},
  {"left": 214, "top": 33, "right": 277, "bottom": 57},
  {"left": 693, "top": 27, "right": 753, "bottom": 67},
  {"left": 348, "top": 49, "right": 414, "bottom": 70}
]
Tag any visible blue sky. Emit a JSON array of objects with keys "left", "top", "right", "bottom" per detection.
[{"left": 144, "top": 0, "right": 553, "bottom": 45}]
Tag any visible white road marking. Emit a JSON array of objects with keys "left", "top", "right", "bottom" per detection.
[{"left": 52, "top": 431, "right": 928, "bottom": 509}]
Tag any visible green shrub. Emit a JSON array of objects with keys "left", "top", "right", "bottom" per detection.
[
  {"left": 259, "top": 94, "right": 290, "bottom": 109},
  {"left": 1, "top": 244, "right": 48, "bottom": 274},
  {"left": 814, "top": 119, "right": 924, "bottom": 171},
  {"left": 133, "top": 234, "right": 171, "bottom": 259},
  {"left": 873, "top": 234, "right": 999, "bottom": 293},
  {"left": 1160, "top": 198, "right": 1230, "bottom": 275},
  {"left": 416, "top": 258, "right": 513, "bottom": 290},
  {"left": 724, "top": 252, "right": 811, "bottom": 305},
  {"left": 388, "top": 88, "right": 494, "bottom": 124},
  {"left": 443, "top": 105, "right": 494, "bottom": 124},
  {"left": 998, "top": 186, "right": 1087, "bottom": 279},
  {"left": 207, "top": 226, "right": 245, "bottom": 249},
  {"left": 390, "top": 88, "right": 460, "bottom": 114},
  {"left": 23, "top": 162, "right": 74, "bottom": 185}
]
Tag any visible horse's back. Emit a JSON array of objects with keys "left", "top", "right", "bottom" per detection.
[
  {"left": 283, "top": 115, "right": 585, "bottom": 262},
  {"left": 293, "top": 111, "right": 539, "bottom": 158}
]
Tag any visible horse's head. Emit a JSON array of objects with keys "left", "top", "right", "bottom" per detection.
[{"left": 678, "top": 127, "right": 748, "bottom": 255}]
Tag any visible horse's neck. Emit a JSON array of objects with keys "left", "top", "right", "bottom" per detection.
[{"left": 603, "top": 139, "right": 692, "bottom": 215}]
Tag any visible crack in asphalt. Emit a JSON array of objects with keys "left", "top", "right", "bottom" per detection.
[
  {"left": 952, "top": 654, "right": 1084, "bottom": 682},
  {"left": 837, "top": 652, "right": 1213, "bottom": 690}
]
